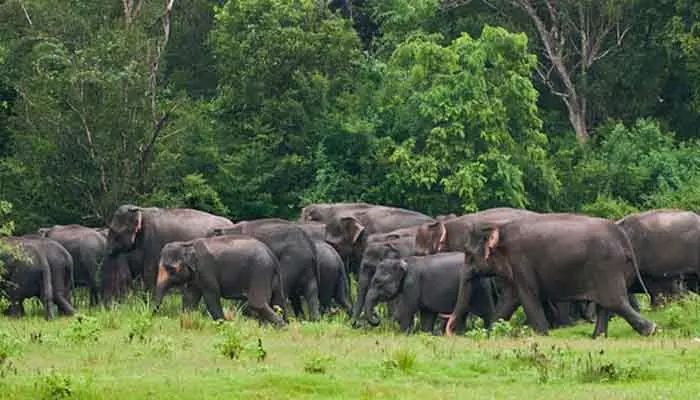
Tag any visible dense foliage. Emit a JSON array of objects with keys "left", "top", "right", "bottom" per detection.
[{"left": 1, "top": 0, "right": 700, "bottom": 231}]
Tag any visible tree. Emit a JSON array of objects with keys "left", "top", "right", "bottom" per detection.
[
  {"left": 479, "top": 0, "right": 637, "bottom": 142},
  {"left": 370, "top": 27, "right": 560, "bottom": 213}
]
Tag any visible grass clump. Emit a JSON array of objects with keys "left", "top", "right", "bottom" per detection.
[
  {"left": 65, "top": 315, "right": 101, "bottom": 344},
  {"left": 382, "top": 346, "right": 417, "bottom": 375},
  {"left": 215, "top": 322, "right": 244, "bottom": 360},
  {"left": 126, "top": 313, "right": 153, "bottom": 343},
  {"left": 303, "top": 352, "right": 334, "bottom": 374}
]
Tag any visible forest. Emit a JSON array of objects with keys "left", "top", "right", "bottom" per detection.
[{"left": 2, "top": 0, "right": 700, "bottom": 232}]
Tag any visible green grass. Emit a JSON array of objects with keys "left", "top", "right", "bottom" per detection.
[{"left": 2, "top": 292, "right": 700, "bottom": 399}]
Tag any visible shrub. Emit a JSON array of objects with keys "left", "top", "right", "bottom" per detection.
[{"left": 65, "top": 315, "right": 101, "bottom": 344}]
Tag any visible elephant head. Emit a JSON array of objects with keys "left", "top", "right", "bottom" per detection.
[
  {"left": 100, "top": 253, "right": 132, "bottom": 307},
  {"left": 445, "top": 223, "right": 505, "bottom": 336},
  {"left": 37, "top": 227, "right": 52, "bottom": 237},
  {"left": 414, "top": 221, "right": 447, "bottom": 256},
  {"left": 362, "top": 244, "right": 407, "bottom": 326},
  {"left": 153, "top": 241, "right": 197, "bottom": 312},
  {"left": 324, "top": 215, "right": 366, "bottom": 261},
  {"left": 107, "top": 205, "right": 143, "bottom": 255}
]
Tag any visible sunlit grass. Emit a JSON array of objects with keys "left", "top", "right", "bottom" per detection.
[{"left": 2, "top": 291, "right": 700, "bottom": 399}]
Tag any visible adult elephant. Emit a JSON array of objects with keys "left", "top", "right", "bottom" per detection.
[
  {"left": 617, "top": 209, "right": 700, "bottom": 306},
  {"left": 362, "top": 250, "right": 496, "bottom": 334},
  {"left": 299, "top": 202, "right": 378, "bottom": 223},
  {"left": 210, "top": 218, "right": 321, "bottom": 321},
  {"left": 315, "top": 241, "right": 352, "bottom": 316},
  {"left": 153, "top": 235, "right": 286, "bottom": 325},
  {"left": 413, "top": 207, "right": 539, "bottom": 328},
  {"left": 324, "top": 206, "right": 435, "bottom": 277},
  {"left": 446, "top": 213, "right": 656, "bottom": 338},
  {"left": 105, "top": 205, "right": 234, "bottom": 295},
  {"left": 38, "top": 224, "right": 107, "bottom": 306},
  {"left": 1, "top": 236, "right": 76, "bottom": 319}
]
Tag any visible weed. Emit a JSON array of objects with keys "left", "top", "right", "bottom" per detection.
[
  {"left": 179, "top": 311, "right": 208, "bottom": 331},
  {"left": 303, "top": 352, "right": 334, "bottom": 374},
  {"left": 126, "top": 313, "right": 153, "bottom": 343},
  {"left": 100, "top": 312, "right": 121, "bottom": 330},
  {"left": 29, "top": 330, "right": 43, "bottom": 344},
  {"left": 216, "top": 323, "right": 244, "bottom": 360},
  {"left": 576, "top": 350, "right": 644, "bottom": 383},
  {"left": 0, "top": 330, "right": 19, "bottom": 378},
  {"left": 37, "top": 370, "right": 72, "bottom": 400},
  {"left": 254, "top": 337, "right": 267, "bottom": 362},
  {"left": 382, "top": 347, "right": 417, "bottom": 375},
  {"left": 65, "top": 315, "right": 101, "bottom": 344}
]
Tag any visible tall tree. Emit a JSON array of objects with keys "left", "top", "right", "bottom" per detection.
[{"left": 478, "top": 0, "right": 637, "bottom": 142}]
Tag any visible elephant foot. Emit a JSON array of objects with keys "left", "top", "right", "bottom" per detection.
[{"left": 641, "top": 322, "right": 657, "bottom": 337}]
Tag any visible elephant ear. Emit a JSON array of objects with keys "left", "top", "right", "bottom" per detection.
[
  {"left": 182, "top": 243, "right": 198, "bottom": 272},
  {"left": 483, "top": 227, "right": 500, "bottom": 260},
  {"left": 343, "top": 216, "right": 365, "bottom": 244}
]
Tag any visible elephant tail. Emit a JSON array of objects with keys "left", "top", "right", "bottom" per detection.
[{"left": 617, "top": 225, "right": 650, "bottom": 301}]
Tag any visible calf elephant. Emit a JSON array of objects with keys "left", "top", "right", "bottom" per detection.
[
  {"left": 1, "top": 236, "right": 76, "bottom": 319},
  {"left": 39, "top": 224, "right": 107, "bottom": 306},
  {"left": 617, "top": 209, "right": 700, "bottom": 306},
  {"left": 210, "top": 218, "right": 321, "bottom": 321},
  {"left": 352, "top": 235, "right": 416, "bottom": 326},
  {"left": 154, "top": 235, "right": 286, "bottom": 326},
  {"left": 447, "top": 213, "right": 656, "bottom": 338},
  {"left": 105, "top": 205, "right": 234, "bottom": 295},
  {"left": 362, "top": 249, "right": 496, "bottom": 334}
]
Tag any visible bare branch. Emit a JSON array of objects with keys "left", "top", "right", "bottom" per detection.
[{"left": 20, "top": 2, "right": 32, "bottom": 25}]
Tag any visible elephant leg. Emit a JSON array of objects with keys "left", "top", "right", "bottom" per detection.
[
  {"left": 495, "top": 283, "right": 520, "bottom": 322},
  {"left": 419, "top": 311, "right": 437, "bottom": 334},
  {"left": 302, "top": 278, "right": 321, "bottom": 321},
  {"left": 553, "top": 301, "right": 573, "bottom": 327},
  {"left": 335, "top": 276, "right": 353, "bottom": 317},
  {"left": 290, "top": 293, "right": 305, "bottom": 318},
  {"left": 250, "top": 303, "right": 286, "bottom": 327},
  {"left": 517, "top": 290, "right": 549, "bottom": 335},
  {"left": 202, "top": 292, "right": 225, "bottom": 321},
  {"left": 182, "top": 286, "right": 202, "bottom": 312},
  {"left": 607, "top": 301, "right": 656, "bottom": 337},
  {"left": 270, "top": 285, "right": 287, "bottom": 322},
  {"left": 628, "top": 293, "right": 640, "bottom": 312},
  {"left": 582, "top": 301, "right": 596, "bottom": 323},
  {"left": 592, "top": 305, "right": 610, "bottom": 338}
]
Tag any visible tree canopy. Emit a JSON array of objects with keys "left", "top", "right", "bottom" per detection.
[{"left": 1, "top": 0, "right": 700, "bottom": 231}]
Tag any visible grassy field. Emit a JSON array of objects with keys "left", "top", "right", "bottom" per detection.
[{"left": 2, "top": 293, "right": 700, "bottom": 399}]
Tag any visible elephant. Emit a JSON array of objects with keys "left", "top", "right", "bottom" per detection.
[
  {"left": 446, "top": 213, "right": 657, "bottom": 338},
  {"left": 0, "top": 236, "right": 76, "bottom": 319},
  {"left": 362, "top": 249, "right": 496, "bottom": 334},
  {"left": 299, "top": 202, "right": 377, "bottom": 224},
  {"left": 324, "top": 206, "right": 434, "bottom": 277},
  {"left": 298, "top": 222, "right": 327, "bottom": 242},
  {"left": 38, "top": 224, "right": 107, "bottom": 306},
  {"left": 617, "top": 209, "right": 700, "bottom": 306},
  {"left": 100, "top": 249, "right": 142, "bottom": 306},
  {"left": 314, "top": 241, "right": 352, "bottom": 316},
  {"left": 352, "top": 234, "right": 416, "bottom": 326},
  {"left": 435, "top": 213, "right": 458, "bottom": 221},
  {"left": 210, "top": 218, "right": 321, "bottom": 321},
  {"left": 153, "top": 235, "right": 286, "bottom": 326},
  {"left": 104, "top": 205, "right": 234, "bottom": 295},
  {"left": 413, "top": 207, "right": 539, "bottom": 328}
]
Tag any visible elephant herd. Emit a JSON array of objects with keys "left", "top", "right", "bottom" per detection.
[{"left": 2, "top": 203, "right": 699, "bottom": 339}]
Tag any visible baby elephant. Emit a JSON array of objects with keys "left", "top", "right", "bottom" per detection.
[
  {"left": 153, "top": 234, "right": 286, "bottom": 326},
  {"left": 362, "top": 248, "right": 496, "bottom": 334}
]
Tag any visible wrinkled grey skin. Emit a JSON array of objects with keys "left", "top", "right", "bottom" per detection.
[
  {"left": 617, "top": 209, "right": 700, "bottom": 306},
  {"left": 414, "top": 207, "right": 539, "bottom": 328},
  {"left": 210, "top": 218, "right": 321, "bottom": 321},
  {"left": 314, "top": 241, "right": 352, "bottom": 315},
  {"left": 100, "top": 249, "right": 142, "bottom": 307},
  {"left": 38, "top": 224, "right": 106, "bottom": 306},
  {"left": 154, "top": 235, "right": 286, "bottom": 326},
  {"left": 324, "top": 207, "right": 434, "bottom": 277},
  {"left": 298, "top": 202, "right": 377, "bottom": 224},
  {"left": 363, "top": 250, "right": 496, "bottom": 334},
  {"left": 1, "top": 236, "right": 76, "bottom": 319},
  {"left": 435, "top": 213, "right": 458, "bottom": 221},
  {"left": 298, "top": 222, "right": 327, "bottom": 242},
  {"left": 105, "top": 205, "right": 234, "bottom": 295},
  {"left": 453, "top": 213, "right": 656, "bottom": 338},
  {"left": 352, "top": 235, "right": 416, "bottom": 326}
]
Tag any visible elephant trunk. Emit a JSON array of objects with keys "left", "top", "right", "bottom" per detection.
[
  {"left": 446, "top": 267, "right": 475, "bottom": 336},
  {"left": 153, "top": 281, "right": 170, "bottom": 313},
  {"left": 351, "top": 270, "right": 371, "bottom": 326},
  {"left": 362, "top": 288, "right": 381, "bottom": 326}
]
